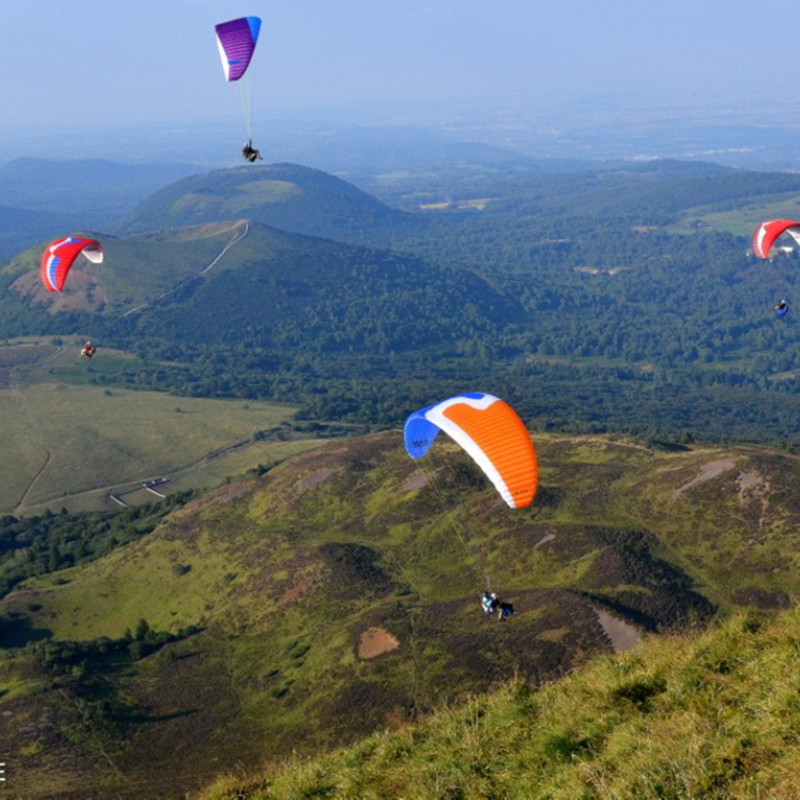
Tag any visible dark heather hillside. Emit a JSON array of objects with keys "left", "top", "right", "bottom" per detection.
[
  {"left": 121, "top": 163, "right": 416, "bottom": 242},
  {"left": 2, "top": 432, "right": 800, "bottom": 797},
  {"left": 203, "top": 608, "right": 800, "bottom": 800}
]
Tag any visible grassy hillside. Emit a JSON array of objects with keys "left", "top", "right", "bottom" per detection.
[
  {"left": 0, "top": 339, "right": 320, "bottom": 514},
  {"left": 1, "top": 221, "right": 257, "bottom": 316},
  {"left": 203, "top": 608, "right": 800, "bottom": 800},
  {"left": 121, "top": 163, "right": 414, "bottom": 241},
  {"left": 3, "top": 431, "right": 800, "bottom": 796}
]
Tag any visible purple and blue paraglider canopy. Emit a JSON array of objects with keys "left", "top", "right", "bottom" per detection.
[{"left": 215, "top": 17, "right": 261, "bottom": 82}]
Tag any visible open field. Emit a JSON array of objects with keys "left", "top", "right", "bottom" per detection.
[
  {"left": 0, "top": 340, "right": 321, "bottom": 514},
  {"left": 675, "top": 191, "right": 800, "bottom": 237}
]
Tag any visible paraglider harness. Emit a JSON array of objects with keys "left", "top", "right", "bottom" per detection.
[
  {"left": 242, "top": 140, "right": 263, "bottom": 163},
  {"left": 774, "top": 300, "right": 790, "bottom": 317},
  {"left": 80, "top": 342, "right": 97, "bottom": 358},
  {"left": 481, "top": 591, "right": 515, "bottom": 621}
]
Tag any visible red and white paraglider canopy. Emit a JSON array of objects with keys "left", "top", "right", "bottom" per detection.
[
  {"left": 753, "top": 220, "right": 800, "bottom": 259},
  {"left": 40, "top": 237, "right": 104, "bottom": 293}
]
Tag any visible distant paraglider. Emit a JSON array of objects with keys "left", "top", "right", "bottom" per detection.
[
  {"left": 753, "top": 220, "right": 800, "bottom": 259},
  {"left": 774, "top": 300, "right": 790, "bottom": 318},
  {"left": 40, "top": 237, "right": 104, "bottom": 292},
  {"left": 215, "top": 17, "right": 263, "bottom": 162},
  {"left": 80, "top": 341, "right": 97, "bottom": 358},
  {"left": 752, "top": 222, "right": 800, "bottom": 315}
]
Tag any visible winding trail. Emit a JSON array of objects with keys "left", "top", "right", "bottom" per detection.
[
  {"left": 8, "top": 346, "right": 63, "bottom": 513},
  {"left": 16, "top": 431, "right": 304, "bottom": 514},
  {"left": 122, "top": 220, "right": 250, "bottom": 318},
  {"left": 15, "top": 448, "right": 53, "bottom": 513}
]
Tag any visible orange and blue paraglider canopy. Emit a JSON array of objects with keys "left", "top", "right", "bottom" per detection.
[{"left": 404, "top": 392, "right": 538, "bottom": 509}]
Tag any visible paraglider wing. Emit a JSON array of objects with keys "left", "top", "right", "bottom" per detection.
[
  {"left": 753, "top": 220, "right": 800, "bottom": 259},
  {"left": 404, "top": 392, "right": 538, "bottom": 509},
  {"left": 215, "top": 17, "right": 261, "bottom": 82},
  {"left": 40, "top": 237, "right": 104, "bottom": 293}
]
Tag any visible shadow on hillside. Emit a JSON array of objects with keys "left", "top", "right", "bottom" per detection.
[{"left": 0, "top": 614, "right": 52, "bottom": 648}]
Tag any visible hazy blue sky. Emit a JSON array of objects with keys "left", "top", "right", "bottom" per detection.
[{"left": 3, "top": 0, "right": 800, "bottom": 132}]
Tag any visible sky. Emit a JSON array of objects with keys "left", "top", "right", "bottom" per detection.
[{"left": 2, "top": 0, "right": 800, "bottom": 133}]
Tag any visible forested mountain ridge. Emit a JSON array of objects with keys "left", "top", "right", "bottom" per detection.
[{"left": 6, "top": 160, "right": 800, "bottom": 442}]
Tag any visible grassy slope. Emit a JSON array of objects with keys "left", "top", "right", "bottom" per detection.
[
  {"left": 203, "top": 608, "right": 800, "bottom": 800},
  {"left": 675, "top": 191, "right": 800, "bottom": 237},
  {"left": 120, "top": 163, "right": 410, "bottom": 241},
  {"left": 1, "top": 221, "right": 267, "bottom": 316},
  {"left": 0, "top": 340, "right": 314, "bottom": 514},
  {"left": 3, "top": 432, "right": 800, "bottom": 796}
]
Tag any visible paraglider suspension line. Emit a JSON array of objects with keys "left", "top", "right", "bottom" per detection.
[
  {"left": 238, "top": 73, "right": 254, "bottom": 141},
  {"left": 418, "top": 456, "right": 492, "bottom": 590}
]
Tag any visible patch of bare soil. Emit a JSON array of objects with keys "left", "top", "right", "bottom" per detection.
[
  {"left": 737, "top": 470, "right": 772, "bottom": 531},
  {"left": 593, "top": 607, "right": 641, "bottom": 652},
  {"left": 298, "top": 468, "right": 337, "bottom": 493},
  {"left": 358, "top": 626, "right": 400, "bottom": 659},
  {"left": 277, "top": 577, "right": 313, "bottom": 607},
  {"left": 400, "top": 472, "right": 432, "bottom": 492},
  {"left": 533, "top": 533, "right": 556, "bottom": 550},
  {"left": 11, "top": 268, "right": 107, "bottom": 314},
  {"left": 674, "top": 458, "right": 737, "bottom": 497}
]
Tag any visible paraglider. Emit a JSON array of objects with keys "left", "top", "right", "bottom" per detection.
[
  {"left": 215, "top": 17, "right": 263, "bottom": 162},
  {"left": 774, "top": 300, "right": 790, "bottom": 318},
  {"left": 481, "top": 591, "right": 515, "bottom": 621},
  {"left": 405, "top": 392, "right": 537, "bottom": 623},
  {"left": 404, "top": 392, "right": 538, "bottom": 509},
  {"left": 241, "top": 140, "right": 262, "bottom": 163},
  {"left": 80, "top": 342, "right": 97, "bottom": 358},
  {"left": 752, "top": 220, "right": 800, "bottom": 259},
  {"left": 40, "top": 237, "right": 103, "bottom": 293}
]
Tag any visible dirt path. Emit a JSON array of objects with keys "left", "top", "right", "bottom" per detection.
[
  {"left": 122, "top": 221, "right": 250, "bottom": 317},
  {"left": 674, "top": 458, "right": 737, "bottom": 497},
  {"left": 14, "top": 447, "right": 53, "bottom": 513},
  {"left": 9, "top": 348, "right": 63, "bottom": 513},
  {"left": 199, "top": 221, "right": 249, "bottom": 275}
]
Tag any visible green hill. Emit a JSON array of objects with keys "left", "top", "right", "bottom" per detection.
[
  {"left": 10, "top": 159, "right": 800, "bottom": 446},
  {"left": 2, "top": 431, "right": 800, "bottom": 797},
  {"left": 120, "top": 163, "right": 415, "bottom": 242},
  {"left": 1, "top": 219, "right": 514, "bottom": 350}
]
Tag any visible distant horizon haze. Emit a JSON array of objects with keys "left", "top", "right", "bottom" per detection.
[{"left": 4, "top": 0, "right": 800, "bottom": 131}]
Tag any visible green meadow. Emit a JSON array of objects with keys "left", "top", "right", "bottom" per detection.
[{"left": 0, "top": 340, "right": 318, "bottom": 514}]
